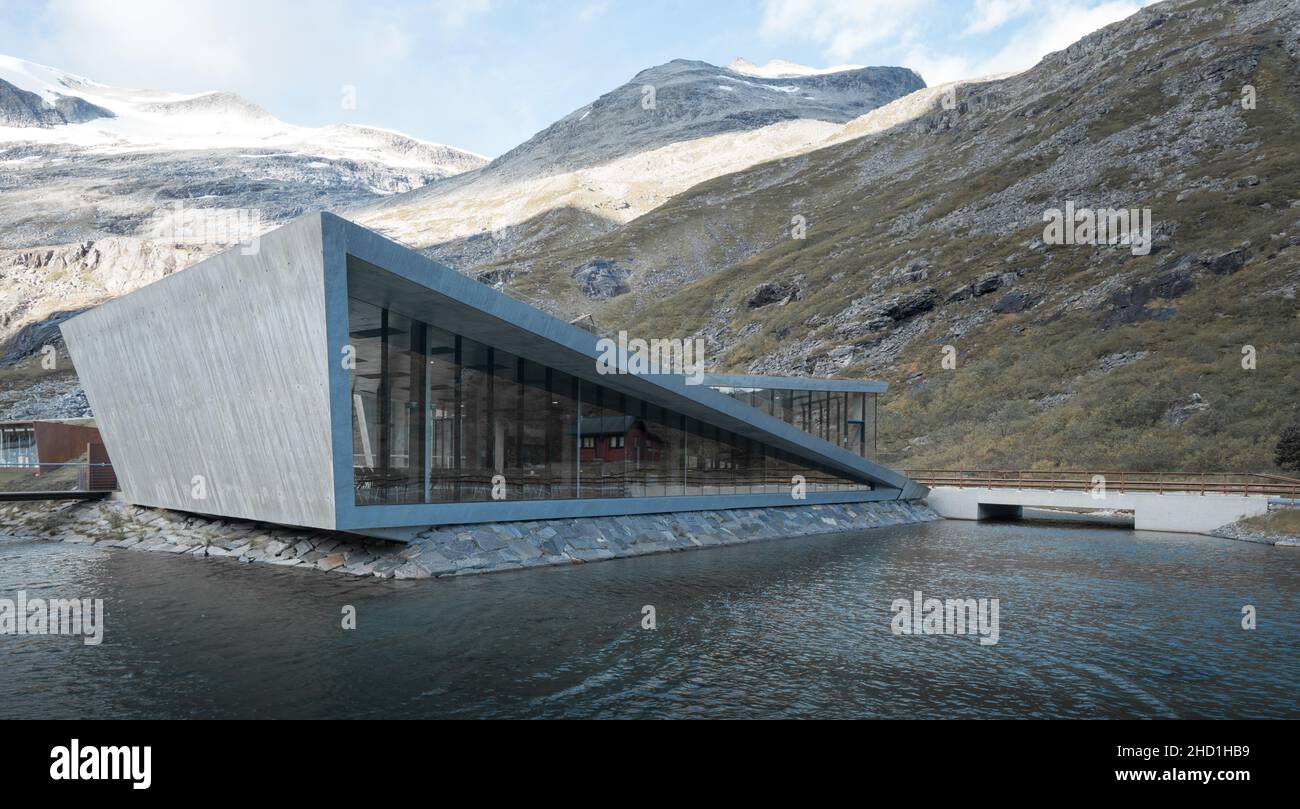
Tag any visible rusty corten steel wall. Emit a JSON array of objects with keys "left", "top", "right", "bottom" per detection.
[
  {"left": 87, "top": 442, "right": 117, "bottom": 491},
  {"left": 28, "top": 421, "right": 103, "bottom": 473}
]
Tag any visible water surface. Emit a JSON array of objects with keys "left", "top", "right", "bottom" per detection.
[{"left": 0, "top": 519, "right": 1295, "bottom": 719}]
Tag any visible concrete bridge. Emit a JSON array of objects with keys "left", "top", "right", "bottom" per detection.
[{"left": 908, "top": 470, "right": 1300, "bottom": 534}]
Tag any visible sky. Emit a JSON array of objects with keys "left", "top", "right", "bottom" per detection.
[{"left": 0, "top": 0, "right": 1154, "bottom": 157}]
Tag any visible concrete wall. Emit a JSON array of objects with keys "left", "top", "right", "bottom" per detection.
[
  {"left": 61, "top": 214, "right": 337, "bottom": 529},
  {"left": 925, "top": 486, "right": 1271, "bottom": 534}
]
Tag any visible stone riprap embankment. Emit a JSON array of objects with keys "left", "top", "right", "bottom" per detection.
[
  {"left": 1211, "top": 519, "right": 1300, "bottom": 547},
  {"left": 0, "top": 499, "right": 938, "bottom": 579}
]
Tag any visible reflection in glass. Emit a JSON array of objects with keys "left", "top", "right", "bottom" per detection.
[{"left": 349, "top": 294, "right": 872, "bottom": 505}]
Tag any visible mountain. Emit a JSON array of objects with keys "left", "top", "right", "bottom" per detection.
[
  {"left": 351, "top": 58, "right": 924, "bottom": 274},
  {"left": 482, "top": 58, "right": 924, "bottom": 177},
  {"left": 12, "top": 0, "right": 1298, "bottom": 477},
  {"left": 0, "top": 77, "right": 114, "bottom": 127},
  {"left": 468, "top": 0, "right": 1300, "bottom": 473},
  {"left": 0, "top": 55, "right": 487, "bottom": 249},
  {"left": 0, "top": 54, "right": 486, "bottom": 420},
  {"left": 3, "top": 53, "right": 923, "bottom": 421}
]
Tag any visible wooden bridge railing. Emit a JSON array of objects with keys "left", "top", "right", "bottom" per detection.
[{"left": 905, "top": 469, "right": 1300, "bottom": 498}]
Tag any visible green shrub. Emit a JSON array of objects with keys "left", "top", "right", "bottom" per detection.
[{"left": 1276, "top": 423, "right": 1300, "bottom": 473}]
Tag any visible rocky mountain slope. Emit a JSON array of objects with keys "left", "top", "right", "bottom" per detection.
[
  {"left": 471, "top": 0, "right": 1300, "bottom": 473},
  {"left": 352, "top": 59, "right": 924, "bottom": 272}
]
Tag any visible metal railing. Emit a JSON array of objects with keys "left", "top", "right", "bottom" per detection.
[
  {"left": 0, "top": 461, "right": 118, "bottom": 499},
  {"left": 905, "top": 469, "right": 1300, "bottom": 498}
]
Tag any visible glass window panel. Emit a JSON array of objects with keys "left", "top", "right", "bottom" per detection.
[
  {"left": 517, "top": 359, "right": 553, "bottom": 500},
  {"left": 347, "top": 288, "right": 874, "bottom": 506},
  {"left": 458, "top": 337, "right": 491, "bottom": 501},
  {"left": 0, "top": 426, "right": 37, "bottom": 467},
  {"left": 549, "top": 369, "right": 580, "bottom": 500},
  {"left": 386, "top": 309, "right": 423, "bottom": 504},
  {"left": 771, "top": 389, "right": 788, "bottom": 423},
  {"left": 845, "top": 392, "right": 866, "bottom": 457},
  {"left": 492, "top": 350, "right": 526, "bottom": 501},
  {"left": 349, "top": 297, "right": 382, "bottom": 503},
  {"left": 864, "top": 393, "right": 877, "bottom": 460},
  {"left": 426, "top": 326, "right": 458, "bottom": 502},
  {"left": 642, "top": 402, "right": 685, "bottom": 497}
]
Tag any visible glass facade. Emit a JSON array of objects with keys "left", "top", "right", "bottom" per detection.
[
  {"left": 0, "top": 425, "right": 37, "bottom": 467},
  {"left": 711, "top": 385, "right": 878, "bottom": 461},
  {"left": 348, "top": 294, "right": 872, "bottom": 506}
]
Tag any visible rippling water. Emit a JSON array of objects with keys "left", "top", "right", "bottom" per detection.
[{"left": 0, "top": 519, "right": 1296, "bottom": 719}]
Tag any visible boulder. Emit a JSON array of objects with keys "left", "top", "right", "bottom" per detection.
[
  {"left": 747, "top": 280, "right": 799, "bottom": 308},
  {"left": 972, "top": 271, "right": 1002, "bottom": 296},
  {"left": 878, "top": 287, "right": 937, "bottom": 321},
  {"left": 571, "top": 258, "right": 631, "bottom": 299}
]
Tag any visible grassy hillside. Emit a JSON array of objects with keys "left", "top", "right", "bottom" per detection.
[{"left": 478, "top": 0, "right": 1300, "bottom": 474}]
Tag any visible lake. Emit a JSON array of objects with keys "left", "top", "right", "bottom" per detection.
[{"left": 1, "top": 518, "right": 1295, "bottom": 719}]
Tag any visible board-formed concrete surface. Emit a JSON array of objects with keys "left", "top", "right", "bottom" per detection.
[{"left": 61, "top": 214, "right": 337, "bottom": 529}]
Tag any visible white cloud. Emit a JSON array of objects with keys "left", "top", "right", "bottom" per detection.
[
  {"left": 964, "top": 0, "right": 1152, "bottom": 77},
  {"left": 761, "top": 0, "right": 1155, "bottom": 86},
  {"left": 759, "top": 0, "right": 933, "bottom": 63},
  {"left": 20, "top": 0, "right": 491, "bottom": 93},
  {"left": 965, "top": 0, "right": 1037, "bottom": 35},
  {"left": 902, "top": 46, "right": 977, "bottom": 88},
  {"left": 578, "top": 1, "right": 612, "bottom": 23},
  {"left": 429, "top": 0, "right": 492, "bottom": 30}
]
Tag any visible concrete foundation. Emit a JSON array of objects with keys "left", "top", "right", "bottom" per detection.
[
  {"left": 2, "top": 498, "right": 939, "bottom": 579},
  {"left": 925, "top": 486, "right": 1271, "bottom": 534}
]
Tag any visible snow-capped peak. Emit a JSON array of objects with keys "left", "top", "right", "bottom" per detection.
[
  {"left": 728, "top": 57, "right": 866, "bottom": 79},
  {"left": 0, "top": 53, "right": 186, "bottom": 106},
  {"left": 0, "top": 53, "right": 485, "bottom": 174}
]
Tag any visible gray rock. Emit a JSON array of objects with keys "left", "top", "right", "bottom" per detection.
[
  {"left": 571, "top": 259, "right": 631, "bottom": 300},
  {"left": 991, "top": 290, "right": 1036, "bottom": 313},
  {"left": 879, "top": 287, "right": 938, "bottom": 321},
  {"left": 1204, "top": 248, "right": 1248, "bottom": 275},
  {"left": 0, "top": 79, "right": 115, "bottom": 128},
  {"left": 972, "top": 271, "right": 1003, "bottom": 296},
  {"left": 473, "top": 532, "right": 508, "bottom": 552},
  {"left": 505, "top": 540, "right": 543, "bottom": 561}
]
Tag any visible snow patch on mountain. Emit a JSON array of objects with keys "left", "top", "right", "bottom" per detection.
[
  {"left": 0, "top": 54, "right": 485, "bottom": 172},
  {"left": 728, "top": 58, "right": 866, "bottom": 78}
]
